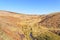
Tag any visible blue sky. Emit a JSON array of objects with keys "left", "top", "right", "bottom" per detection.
[{"left": 0, "top": 0, "right": 60, "bottom": 15}]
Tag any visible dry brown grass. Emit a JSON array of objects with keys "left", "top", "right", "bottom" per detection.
[{"left": 0, "top": 11, "right": 60, "bottom": 40}]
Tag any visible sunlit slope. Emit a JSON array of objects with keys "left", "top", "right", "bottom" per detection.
[
  {"left": 0, "top": 11, "right": 60, "bottom": 40},
  {"left": 0, "top": 11, "right": 41, "bottom": 40}
]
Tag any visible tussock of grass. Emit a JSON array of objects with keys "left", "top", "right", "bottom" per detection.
[{"left": 35, "top": 31, "right": 60, "bottom": 40}]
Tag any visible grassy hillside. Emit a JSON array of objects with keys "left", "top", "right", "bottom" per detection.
[{"left": 0, "top": 11, "right": 60, "bottom": 40}]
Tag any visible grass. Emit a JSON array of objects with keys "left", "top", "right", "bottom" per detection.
[{"left": 0, "top": 12, "right": 60, "bottom": 40}]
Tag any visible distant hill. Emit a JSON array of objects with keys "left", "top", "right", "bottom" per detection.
[{"left": 0, "top": 10, "right": 60, "bottom": 40}]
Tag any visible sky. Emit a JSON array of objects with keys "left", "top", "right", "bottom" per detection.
[{"left": 0, "top": 0, "right": 60, "bottom": 15}]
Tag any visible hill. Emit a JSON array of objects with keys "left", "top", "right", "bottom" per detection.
[
  {"left": 0, "top": 11, "right": 60, "bottom": 40},
  {"left": 39, "top": 12, "right": 60, "bottom": 36}
]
